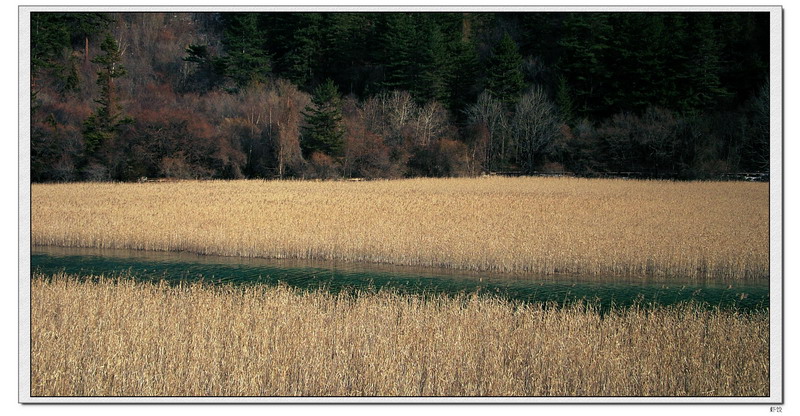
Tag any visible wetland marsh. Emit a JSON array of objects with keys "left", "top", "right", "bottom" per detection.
[{"left": 29, "top": 177, "right": 771, "bottom": 397}]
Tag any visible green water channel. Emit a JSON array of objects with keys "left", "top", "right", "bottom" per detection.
[{"left": 31, "top": 246, "right": 769, "bottom": 311}]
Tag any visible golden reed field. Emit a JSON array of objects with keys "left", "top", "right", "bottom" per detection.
[
  {"left": 31, "top": 273, "right": 768, "bottom": 397},
  {"left": 31, "top": 177, "right": 769, "bottom": 280}
]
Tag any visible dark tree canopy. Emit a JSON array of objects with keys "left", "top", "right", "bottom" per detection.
[
  {"left": 30, "top": 11, "right": 772, "bottom": 182},
  {"left": 486, "top": 33, "right": 526, "bottom": 110},
  {"left": 83, "top": 35, "right": 130, "bottom": 154},
  {"left": 302, "top": 79, "right": 345, "bottom": 157},
  {"left": 219, "top": 13, "right": 272, "bottom": 88}
]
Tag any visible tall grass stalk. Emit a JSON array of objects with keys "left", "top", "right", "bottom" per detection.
[
  {"left": 31, "top": 177, "right": 769, "bottom": 280},
  {"left": 30, "top": 272, "right": 769, "bottom": 397}
]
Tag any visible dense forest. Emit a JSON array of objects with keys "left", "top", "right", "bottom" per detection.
[{"left": 30, "top": 12, "right": 770, "bottom": 182}]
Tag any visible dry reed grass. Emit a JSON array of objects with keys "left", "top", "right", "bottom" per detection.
[
  {"left": 30, "top": 272, "right": 769, "bottom": 397},
  {"left": 31, "top": 177, "right": 769, "bottom": 280}
]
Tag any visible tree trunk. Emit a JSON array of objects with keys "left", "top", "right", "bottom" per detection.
[{"left": 461, "top": 13, "right": 472, "bottom": 42}]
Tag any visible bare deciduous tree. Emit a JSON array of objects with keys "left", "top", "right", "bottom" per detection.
[
  {"left": 214, "top": 80, "right": 309, "bottom": 178},
  {"left": 412, "top": 100, "right": 449, "bottom": 147},
  {"left": 363, "top": 90, "right": 417, "bottom": 147},
  {"left": 512, "top": 86, "right": 559, "bottom": 173},
  {"left": 749, "top": 81, "right": 770, "bottom": 173},
  {"left": 464, "top": 91, "right": 507, "bottom": 171},
  {"left": 272, "top": 79, "right": 309, "bottom": 177}
]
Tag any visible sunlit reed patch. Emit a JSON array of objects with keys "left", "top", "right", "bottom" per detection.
[
  {"left": 32, "top": 177, "right": 769, "bottom": 281},
  {"left": 30, "top": 272, "right": 769, "bottom": 397}
]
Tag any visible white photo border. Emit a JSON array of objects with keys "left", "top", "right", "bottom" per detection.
[{"left": 18, "top": 4, "right": 784, "bottom": 404}]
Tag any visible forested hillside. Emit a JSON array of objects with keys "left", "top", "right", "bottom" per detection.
[{"left": 30, "top": 12, "right": 770, "bottom": 182}]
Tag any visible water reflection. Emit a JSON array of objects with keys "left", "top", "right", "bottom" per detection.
[{"left": 31, "top": 246, "right": 769, "bottom": 311}]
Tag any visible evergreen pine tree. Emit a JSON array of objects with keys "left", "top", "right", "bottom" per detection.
[
  {"left": 446, "top": 13, "right": 481, "bottom": 115},
  {"left": 31, "top": 12, "right": 110, "bottom": 94},
  {"left": 316, "top": 13, "right": 372, "bottom": 95},
  {"left": 555, "top": 74, "right": 574, "bottom": 124},
  {"left": 379, "top": 13, "right": 419, "bottom": 93},
  {"left": 183, "top": 44, "right": 226, "bottom": 93},
  {"left": 683, "top": 13, "right": 731, "bottom": 113},
  {"left": 448, "top": 38, "right": 480, "bottom": 115},
  {"left": 486, "top": 33, "right": 525, "bottom": 110},
  {"left": 220, "top": 13, "right": 271, "bottom": 88},
  {"left": 646, "top": 13, "right": 690, "bottom": 112},
  {"left": 301, "top": 79, "right": 345, "bottom": 157},
  {"left": 416, "top": 22, "right": 451, "bottom": 105},
  {"left": 30, "top": 13, "right": 72, "bottom": 80},
  {"left": 264, "top": 13, "right": 321, "bottom": 89},
  {"left": 83, "top": 35, "right": 130, "bottom": 154},
  {"left": 558, "top": 13, "right": 613, "bottom": 119}
]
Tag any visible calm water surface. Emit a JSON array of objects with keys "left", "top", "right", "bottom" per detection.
[{"left": 31, "top": 246, "right": 768, "bottom": 311}]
